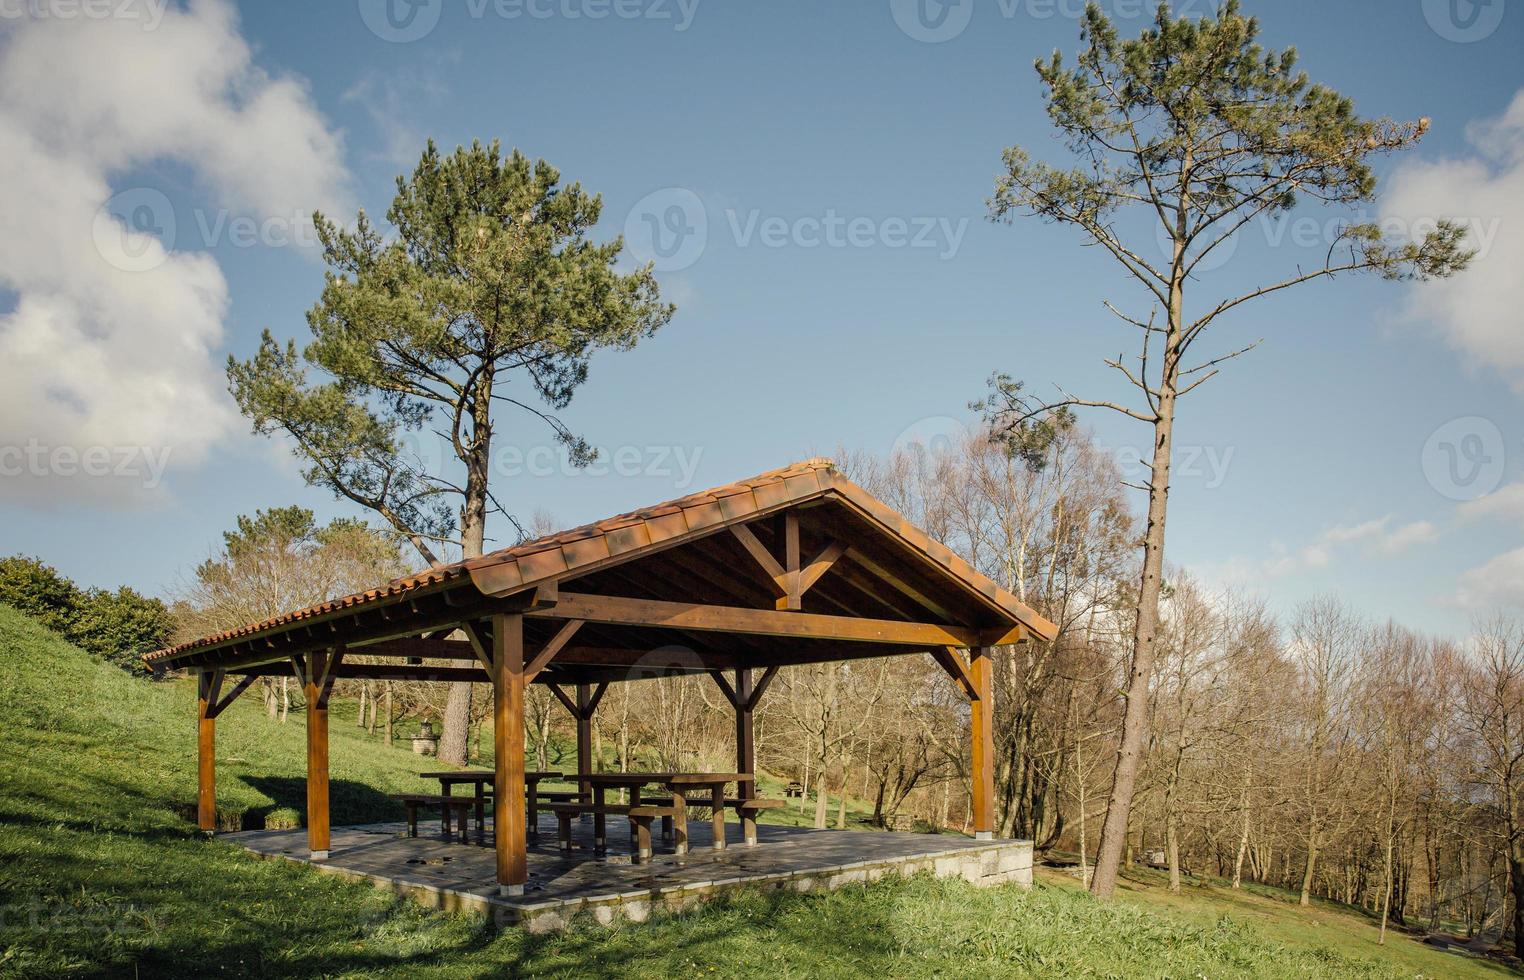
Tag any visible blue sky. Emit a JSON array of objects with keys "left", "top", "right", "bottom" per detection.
[{"left": 2, "top": 0, "right": 1522, "bottom": 636}]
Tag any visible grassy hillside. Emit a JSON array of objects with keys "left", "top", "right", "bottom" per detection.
[{"left": 0, "top": 605, "right": 1511, "bottom": 978}]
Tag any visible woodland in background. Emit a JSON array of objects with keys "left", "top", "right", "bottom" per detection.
[{"left": 137, "top": 426, "right": 1524, "bottom": 947}]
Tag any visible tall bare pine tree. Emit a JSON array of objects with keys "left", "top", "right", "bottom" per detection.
[{"left": 981, "top": 2, "right": 1471, "bottom": 897}]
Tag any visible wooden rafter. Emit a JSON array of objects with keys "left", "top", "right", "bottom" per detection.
[
  {"left": 749, "top": 665, "right": 780, "bottom": 709},
  {"left": 799, "top": 540, "right": 848, "bottom": 595},
  {"left": 205, "top": 673, "right": 258, "bottom": 720},
  {"left": 728, "top": 523, "right": 788, "bottom": 597},
  {"left": 528, "top": 591, "right": 983, "bottom": 647},
  {"left": 711, "top": 670, "right": 739, "bottom": 708},
  {"left": 931, "top": 646, "right": 978, "bottom": 701},
  {"left": 459, "top": 622, "right": 493, "bottom": 669},
  {"left": 525, "top": 619, "right": 584, "bottom": 683},
  {"left": 546, "top": 682, "right": 577, "bottom": 715}
]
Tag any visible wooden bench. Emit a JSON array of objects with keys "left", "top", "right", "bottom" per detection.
[
  {"left": 391, "top": 793, "right": 476, "bottom": 843},
  {"left": 527, "top": 789, "right": 588, "bottom": 839},
  {"left": 541, "top": 801, "right": 679, "bottom": 863},
  {"left": 640, "top": 795, "right": 784, "bottom": 845}
]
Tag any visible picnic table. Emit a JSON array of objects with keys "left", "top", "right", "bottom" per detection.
[
  {"left": 581, "top": 772, "right": 756, "bottom": 855},
  {"left": 416, "top": 769, "right": 566, "bottom": 841}
]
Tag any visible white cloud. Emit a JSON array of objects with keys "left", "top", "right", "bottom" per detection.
[
  {"left": 0, "top": 1, "right": 349, "bottom": 507},
  {"left": 1265, "top": 516, "right": 1438, "bottom": 578},
  {"left": 1383, "top": 90, "right": 1524, "bottom": 388},
  {"left": 1456, "top": 548, "right": 1524, "bottom": 610},
  {"left": 1459, "top": 480, "right": 1524, "bottom": 523}
]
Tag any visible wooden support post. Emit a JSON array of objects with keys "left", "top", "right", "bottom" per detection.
[
  {"left": 735, "top": 668, "right": 755, "bottom": 802},
  {"left": 969, "top": 646, "right": 995, "bottom": 839},
  {"left": 197, "top": 672, "right": 216, "bottom": 833},
  {"left": 493, "top": 613, "right": 528, "bottom": 895},
  {"left": 576, "top": 682, "right": 594, "bottom": 807},
  {"left": 304, "top": 650, "right": 331, "bottom": 859}
]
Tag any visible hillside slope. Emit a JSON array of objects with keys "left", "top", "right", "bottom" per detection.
[{"left": 0, "top": 606, "right": 1509, "bottom": 978}]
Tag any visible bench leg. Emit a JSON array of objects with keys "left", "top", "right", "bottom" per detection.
[
  {"left": 742, "top": 811, "right": 758, "bottom": 846},
  {"left": 632, "top": 817, "right": 653, "bottom": 864},
  {"left": 406, "top": 802, "right": 418, "bottom": 839},
  {"left": 457, "top": 803, "right": 473, "bottom": 844},
  {"left": 557, "top": 812, "right": 574, "bottom": 852},
  {"left": 593, "top": 786, "right": 607, "bottom": 854},
  {"left": 661, "top": 814, "right": 673, "bottom": 843},
  {"left": 711, "top": 785, "right": 726, "bottom": 850},
  {"left": 672, "top": 795, "right": 688, "bottom": 856}
]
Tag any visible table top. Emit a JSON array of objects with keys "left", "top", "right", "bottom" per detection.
[
  {"left": 417, "top": 770, "right": 563, "bottom": 782},
  {"left": 582, "top": 772, "right": 755, "bottom": 787}
]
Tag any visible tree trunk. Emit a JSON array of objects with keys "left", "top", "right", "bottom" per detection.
[
  {"left": 382, "top": 680, "right": 393, "bottom": 747},
  {"left": 1233, "top": 787, "right": 1250, "bottom": 889},
  {"left": 1510, "top": 851, "right": 1524, "bottom": 960},
  {"left": 1301, "top": 836, "right": 1320, "bottom": 907},
  {"left": 440, "top": 414, "right": 493, "bottom": 766},
  {"left": 814, "top": 750, "right": 830, "bottom": 830},
  {"left": 439, "top": 681, "right": 472, "bottom": 766},
  {"left": 1090, "top": 388, "right": 1176, "bottom": 898}
]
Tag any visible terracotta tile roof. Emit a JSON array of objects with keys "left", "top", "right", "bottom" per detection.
[{"left": 147, "top": 458, "right": 1055, "bottom": 665}]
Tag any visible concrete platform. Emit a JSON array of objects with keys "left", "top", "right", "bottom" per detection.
[{"left": 224, "top": 814, "right": 1034, "bottom": 931}]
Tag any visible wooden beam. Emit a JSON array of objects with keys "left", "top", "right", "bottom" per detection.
[
  {"left": 546, "top": 682, "right": 577, "bottom": 716},
  {"left": 798, "top": 541, "right": 848, "bottom": 596},
  {"left": 778, "top": 511, "right": 801, "bottom": 611},
  {"left": 164, "top": 587, "right": 547, "bottom": 672},
  {"left": 970, "top": 646, "right": 995, "bottom": 838},
  {"left": 931, "top": 646, "right": 978, "bottom": 701},
  {"left": 524, "top": 619, "right": 584, "bottom": 683},
  {"left": 981, "top": 624, "right": 1029, "bottom": 647},
  {"left": 729, "top": 522, "right": 788, "bottom": 597},
  {"left": 457, "top": 622, "right": 493, "bottom": 669},
  {"left": 305, "top": 649, "right": 331, "bottom": 859},
  {"left": 493, "top": 613, "right": 528, "bottom": 894},
  {"left": 528, "top": 592, "right": 982, "bottom": 647},
  {"left": 316, "top": 648, "right": 343, "bottom": 709},
  {"left": 584, "top": 681, "right": 610, "bottom": 716},
  {"left": 748, "top": 665, "right": 780, "bottom": 710},
  {"left": 710, "top": 670, "right": 739, "bottom": 708},
  {"left": 735, "top": 668, "right": 755, "bottom": 803},
  {"left": 197, "top": 672, "right": 216, "bottom": 833},
  {"left": 206, "top": 673, "right": 258, "bottom": 720},
  {"left": 576, "top": 682, "right": 595, "bottom": 803}
]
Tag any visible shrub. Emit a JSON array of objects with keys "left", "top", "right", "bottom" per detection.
[{"left": 0, "top": 555, "right": 172, "bottom": 672}]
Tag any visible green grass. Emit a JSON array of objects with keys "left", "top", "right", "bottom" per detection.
[{"left": 0, "top": 604, "right": 1511, "bottom": 978}]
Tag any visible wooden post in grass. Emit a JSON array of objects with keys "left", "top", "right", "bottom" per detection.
[
  {"left": 303, "top": 649, "right": 336, "bottom": 860},
  {"left": 197, "top": 671, "right": 216, "bottom": 833},
  {"left": 970, "top": 647, "right": 995, "bottom": 839},
  {"left": 493, "top": 613, "right": 528, "bottom": 895}
]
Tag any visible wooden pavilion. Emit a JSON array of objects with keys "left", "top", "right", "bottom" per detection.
[{"left": 146, "top": 459, "right": 1056, "bottom": 897}]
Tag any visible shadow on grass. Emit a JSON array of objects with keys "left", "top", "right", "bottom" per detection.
[{"left": 239, "top": 775, "right": 403, "bottom": 829}]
